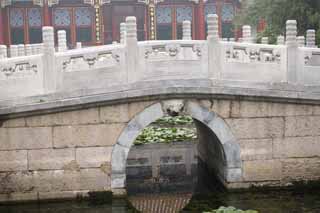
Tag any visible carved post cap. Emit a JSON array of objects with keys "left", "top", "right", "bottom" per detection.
[
  {"left": 120, "top": 22, "right": 126, "bottom": 30},
  {"left": 120, "top": 22, "right": 127, "bottom": 44},
  {"left": 207, "top": 14, "right": 219, "bottom": 40},
  {"left": 18, "top": 44, "right": 25, "bottom": 56},
  {"left": 297, "top": 36, "right": 305, "bottom": 47},
  {"left": 286, "top": 20, "right": 297, "bottom": 46},
  {"left": 277, "top": 35, "right": 285, "bottom": 45},
  {"left": 261, "top": 37, "right": 269, "bottom": 44},
  {"left": 306, "top": 29, "right": 316, "bottom": 47},
  {"left": 58, "top": 30, "right": 67, "bottom": 52},
  {"left": 242, "top": 25, "right": 252, "bottom": 43},
  {"left": 25, "top": 44, "right": 32, "bottom": 56},
  {"left": 42, "top": 26, "right": 55, "bottom": 49},
  {"left": 0, "top": 45, "right": 7, "bottom": 59},
  {"left": 76, "top": 42, "right": 82, "bottom": 49},
  {"left": 125, "top": 16, "right": 137, "bottom": 41},
  {"left": 10, "top": 45, "right": 18, "bottom": 57},
  {"left": 38, "top": 43, "right": 44, "bottom": 54},
  {"left": 182, "top": 20, "right": 192, "bottom": 40}
]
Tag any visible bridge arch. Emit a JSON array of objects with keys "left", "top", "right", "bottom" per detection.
[{"left": 111, "top": 100, "right": 242, "bottom": 192}]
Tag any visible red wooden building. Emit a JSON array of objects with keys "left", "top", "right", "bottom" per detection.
[{"left": 0, "top": 0, "right": 240, "bottom": 47}]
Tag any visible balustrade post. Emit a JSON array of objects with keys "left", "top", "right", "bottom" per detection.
[
  {"left": 25, "top": 44, "right": 32, "bottom": 56},
  {"left": 38, "top": 43, "right": 44, "bottom": 54},
  {"left": 0, "top": 45, "right": 7, "bottom": 59},
  {"left": 286, "top": 20, "right": 299, "bottom": 84},
  {"left": 10, "top": 45, "right": 18, "bottom": 57},
  {"left": 126, "top": 16, "right": 138, "bottom": 83},
  {"left": 58, "top": 30, "right": 67, "bottom": 52},
  {"left": 43, "top": 26, "right": 57, "bottom": 93},
  {"left": 242, "top": 25, "right": 252, "bottom": 43},
  {"left": 207, "top": 14, "right": 221, "bottom": 79},
  {"left": 306, "top": 29, "right": 316, "bottom": 47},
  {"left": 120, "top": 22, "right": 126, "bottom": 44},
  {"left": 182, "top": 20, "right": 192, "bottom": 40},
  {"left": 277, "top": 35, "right": 285, "bottom": 45},
  {"left": 297, "top": 36, "right": 305, "bottom": 47},
  {"left": 76, "top": 42, "right": 82, "bottom": 49},
  {"left": 31, "top": 44, "right": 37, "bottom": 55},
  {"left": 18, "top": 44, "right": 25, "bottom": 56},
  {"left": 261, "top": 37, "right": 269, "bottom": 44}
]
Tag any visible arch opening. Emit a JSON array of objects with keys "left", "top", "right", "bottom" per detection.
[{"left": 111, "top": 100, "right": 242, "bottom": 196}]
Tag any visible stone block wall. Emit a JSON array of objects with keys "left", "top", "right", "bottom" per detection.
[
  {"left": 199, "top": 99, "right": 320, "bottom": 187},
  {"left": 1, "top": 98, "right": 320, "bottom": 202},
  {"left": 0, "top": 101, "right": 154, "bottom": 202}
]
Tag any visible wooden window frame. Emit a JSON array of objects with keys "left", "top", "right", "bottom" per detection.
[
  {"left": 102, "top": 3, "right": 147, "bottom": 43},
  {"left": 156, "top": 2, "right": 196, "bottom": 40},
  {"left": 52, "top": 5, "right": 96, "bottom": 47},
  {"left": 7, "top": 6, "right": 43, "bottom": 45}
]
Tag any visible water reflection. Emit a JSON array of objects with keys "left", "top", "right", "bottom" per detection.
[{"left": 1, "top": 189, "right": 320, "bottom": 213}]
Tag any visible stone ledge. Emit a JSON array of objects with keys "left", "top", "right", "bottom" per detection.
[
  {"left": 0, "top": 192, "right": 38, "bottom": 203},
  {"left": 0, "top": 190, "right": 90, "bottom": 204},
  {"left": 2, "top": 79, "right": 320, "bottom": 119},
  {"left": 38, "top": 190, "right": 89, "bottom": 201}
]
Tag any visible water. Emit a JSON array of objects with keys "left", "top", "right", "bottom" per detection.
[
  {"left": 184, "top": 189, "right": 320, "bottom": 213},
  {"left": 1, "top": 189, "right": 320, "bottom": 213}
]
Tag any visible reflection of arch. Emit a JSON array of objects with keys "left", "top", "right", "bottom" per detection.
[{"left": 111, "top": 100, "right": 242, "bottom": 190}]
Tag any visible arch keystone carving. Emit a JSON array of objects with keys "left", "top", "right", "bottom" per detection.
[{"left": 161, "top": 99, "right": 185, "bottom": 116}]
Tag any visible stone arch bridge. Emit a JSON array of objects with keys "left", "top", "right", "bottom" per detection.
[{"left": 0, "top": 16, "right": 320, "bottom": 202}]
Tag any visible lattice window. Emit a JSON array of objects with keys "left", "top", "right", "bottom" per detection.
[
  {"left": 176, "top": 6, "right": 192, "bottom": 23},
  {"left": 222, "top": 4, "right": 234, "bottom": 22},
  {"left": 204, "top": 4, "right": 217, "bottom": 21},
  {"left": 10, "top": 8, "right": 24, "bottom": 28},
  {"left": 28, "top": 8, "right": 42, "bottom": 27},
  {"left": 53, "top": 8, "right": 71, "bottom": 26},
  {"left": 156, "top": 6, "right": 172, "bottom": 24},
  {"left": 75, "top": 7, "right": 92, "bottom": 26}
]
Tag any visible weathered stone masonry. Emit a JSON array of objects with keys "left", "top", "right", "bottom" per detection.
[
  {"left": 1, "top": 15, "right": 320, "bottom": 203},
  {"left": 1, "top": 98, "right": 320, "bottom": 202},
  {"left": 0, "top": 101, "right": 154, "bottom": 202}
]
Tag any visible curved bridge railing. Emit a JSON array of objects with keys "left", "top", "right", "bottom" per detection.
[{"left": 0, "top": 16, "right": 319, "bottom": 101}]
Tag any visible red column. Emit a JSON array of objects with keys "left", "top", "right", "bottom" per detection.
[
  {"left": 43, "top": 1, "right": 51, "bottom": 26},
  {"left": 0, "top": 8, "right": 4, "bottom": 44},
  {"left": 197, "top": 0, "right": 205, "bottom": 40}
]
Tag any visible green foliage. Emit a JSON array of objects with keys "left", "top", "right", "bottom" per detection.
[
  {"left": 235, "top": 0, "right": 320, "bottom": 44},
  {"left": 256, "top": 26, "right": 278, "bottom": 44},
  {"left": 203, "top": 206, "right": 259, "bottom": 213},
  {"left": 133, "top": 116, "right": 196, "bottom": 145},
  {"left": 134, "top": 126, "right": 197, "bottom": 145},
  {"left": 154, "top": 116, "right": 193, "bottom": 126}
]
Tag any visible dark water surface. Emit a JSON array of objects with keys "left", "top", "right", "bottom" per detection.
[{"left": 1, "top": 189, "right": 320, "bottom": 213}]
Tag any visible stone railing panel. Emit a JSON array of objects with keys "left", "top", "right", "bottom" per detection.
[
  {"left": 220, "top": 42, "right": 287, "bottom": 83},
  {"left": 0, "top": 55, "right": 44, "bottom": 100},
  {"left": 299, "top": 47, "right": 320, "bottom": 85},
  {"left": 138, "top": 40, "right": 208, "bottom": 81},
  {"left": 55, "top": 44, "right": 126, "bottom": 91}
]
